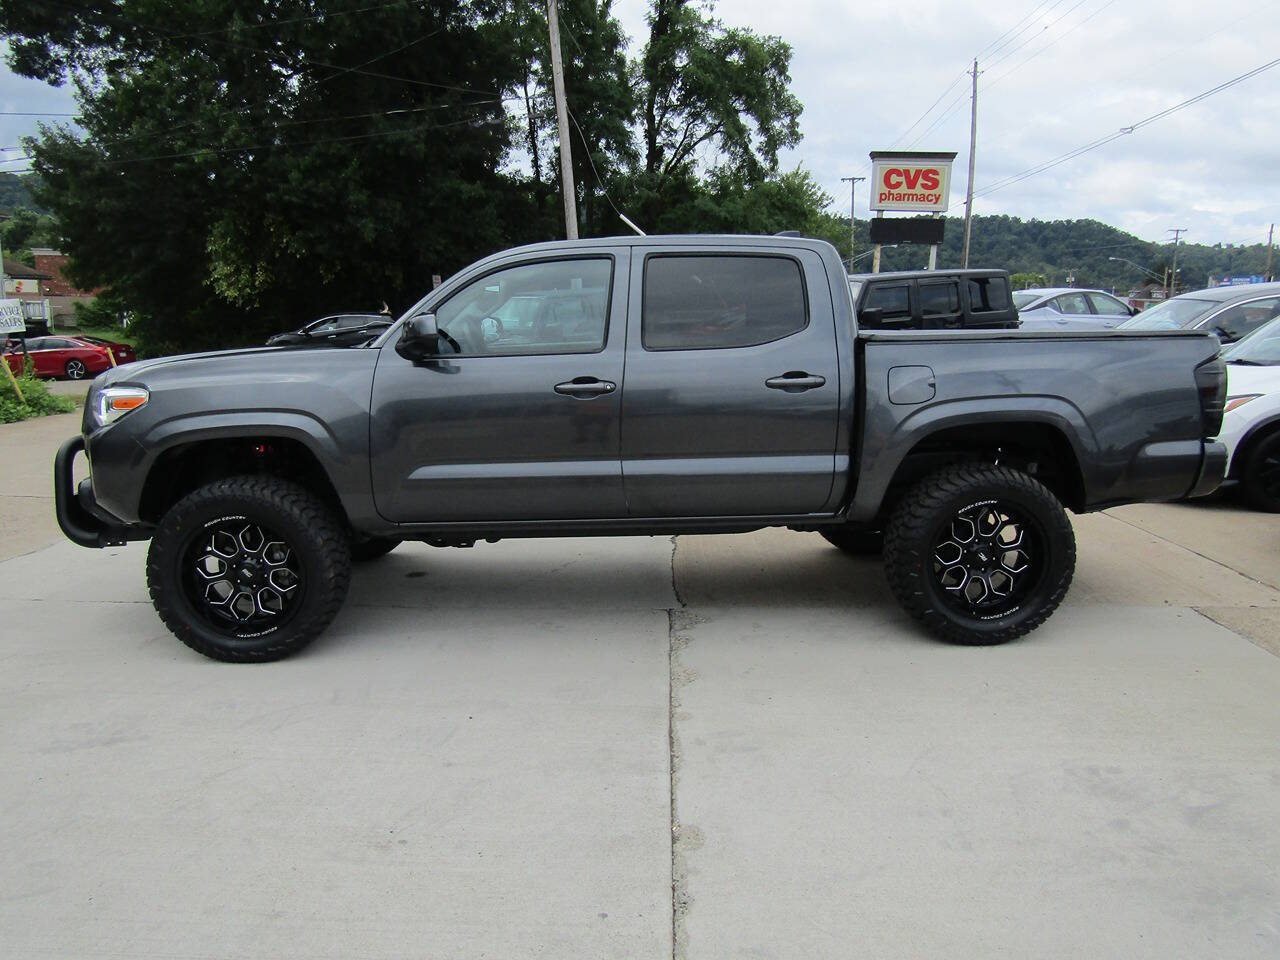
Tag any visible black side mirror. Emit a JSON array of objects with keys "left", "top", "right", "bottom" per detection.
[
  {"left": 395, "top": 313, "right": 440, "bottom": 361},
  {"left": 859, "top": 306, "right": 884, "bottom": 328}
]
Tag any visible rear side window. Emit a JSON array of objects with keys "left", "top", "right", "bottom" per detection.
[
  {"left": 967, "top": 277, "right": 1010, "bottom": 312},
  {"left": 643, "top": 255, "right": 806, "bottom": 350}
]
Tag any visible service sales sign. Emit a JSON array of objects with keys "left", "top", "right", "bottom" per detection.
[{"left": 870, "top": 155, "right": 954, "bottom": 212}]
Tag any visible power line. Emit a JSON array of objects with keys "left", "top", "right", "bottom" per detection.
[
  {"left": 974, "top": 54, "right": 1280, "bottom": 198},
  {"left": 10, "top": 112, "right": 501, "bottom": 170},
  {"left": 983, "top": 0, "right": 1087, "bottom": 73},
  {"left": 0, "top": 111, "right": 76, "bottom": 117},
  {"left": 975, "top": 0, "right": 1060, "bottom": 59},
  {"left": 158, "top": 0, "right": 430, "bottom": 42},
  {"left": 34, "top": 0, "right": 502, "bottom": 97},
  {"left": 985, "top": 0, "right": 1114, "bottom": 89}
]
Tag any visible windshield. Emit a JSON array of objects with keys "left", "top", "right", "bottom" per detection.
[
  {"left": 848, "top": 279, "right": 863, "bottom": 303},
  {"left": 1119, "top": 297, "right": 1218, "bottom": 331},
  {"left": 1011, "top": 292, "right": 1041, "bottom": 309},
  {"left": 1223, "top": 315, "right": 1280, "bottom": 365}
]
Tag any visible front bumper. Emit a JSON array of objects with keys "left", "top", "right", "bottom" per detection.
[
  {"left": 1188, "top": 439, "right": 1228, "bottom": 499},
  {"left": 54, "top": 436, "right": 150, "bottom": 548}
]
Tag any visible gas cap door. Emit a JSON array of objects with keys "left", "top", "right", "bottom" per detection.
[{"left": 888, "top": 365, "right": 936, "bottom": 405}]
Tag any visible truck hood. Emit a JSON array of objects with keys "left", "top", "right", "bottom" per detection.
[{"left": 96, "top": 345, "right": 333, "bottom": 386}]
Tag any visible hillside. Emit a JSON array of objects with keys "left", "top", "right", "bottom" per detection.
[
  {"left": 866, "top": 214, "right": 1273, "bottom": 293},
  {"left": 0, "top": 172, "right": 42, "bottom": 214}
]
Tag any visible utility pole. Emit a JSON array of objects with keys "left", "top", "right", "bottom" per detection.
[
  {"left": 840, "top": 176, "right": 865, "bottom": 270},
  {"left": 1167, "top": 227, "right": 1186, "bottom": 296},
  {"left": 546, "top": 0, "right": 578, "bottom": 240},
  {"left": 1266, "top": 223, "right": 1275, "bottom": 281},
  {"left": 961, "top": 58, "right": 979, "bottom": 268}
]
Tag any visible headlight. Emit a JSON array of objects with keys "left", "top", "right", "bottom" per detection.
[
  {"left": 1224, "top": 394, "right": 1261, "bottom": 414},
  {"left": 95, "top": 385, "right": 149, "bottom": 425}
]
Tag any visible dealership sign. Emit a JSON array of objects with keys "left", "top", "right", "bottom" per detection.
[
  {"left": 869, "top": 151, "right": 956, "bottom": 213},
  {"left": 0, "top": 300, "right": 26, "bottom": 334}
]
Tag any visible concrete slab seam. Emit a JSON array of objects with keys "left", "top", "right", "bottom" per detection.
[
  {"left": 1103, "top": 509, "right": 1278, "bottom": 592},
  {"left": 1190, "top": 605, "right": 1280, "bottom": 658}
]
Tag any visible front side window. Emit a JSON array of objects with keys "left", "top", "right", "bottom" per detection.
[
  {"left": 643, "top": 255, "right": 806, "bottom": 350},
  {"left": 433, "top": 258, "right": 611, "bottom": 356},
  {"left": 862, "top": 283, "right": 911, "bottom": 324},
  {"left": 1087, "top": 292, "right": 1130, "bottom": 315},
  {"left": 1206, "top": 297, "right": 1280, "bottom": 343}
]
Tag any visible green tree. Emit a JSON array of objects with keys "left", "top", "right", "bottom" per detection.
[{"left": 632, "top": 0, "right": 802, "bottom": 229}]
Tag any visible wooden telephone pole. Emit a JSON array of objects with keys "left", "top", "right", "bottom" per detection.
[
  {"left": 961, "top": 58, "right": 978, "bottom": 268},
  {"left": 547, "top": 0, "right": 578, "bottom": 239}
]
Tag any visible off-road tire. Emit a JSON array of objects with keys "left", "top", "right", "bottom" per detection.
[
  {"left": 819, "top": 527, "right": 884, "bottom": 555},
  {"left": 147, "top": 476, "right": 351, "bottom": 662},
  {"left": 1239, "top": 430, "right": 1280, "bottom": 513},
  {"left": 883, "top": 463, "right": 1075, "bottom": 645},
  {"left": 351, "top": 535, "right": 401, "bottom": 562}
]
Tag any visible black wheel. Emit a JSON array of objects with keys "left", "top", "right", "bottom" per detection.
[
  {"left": 883, "top": 463, "right": 1075, "bottom": 645},
  {"left": 1240, "top": 431, "right": 1280, "bottom": 512},
  {"left": 351, "top": 535, "right": 401, "bottom": 562},
  {"left": 147, "top": 476, "right": 351, "bottom": 662},
  {"left": 65, "top": 359, "right": 87, "bottom": 379},
  {"left": 819, "top": 526, "right": 884, "bottom": 555}
]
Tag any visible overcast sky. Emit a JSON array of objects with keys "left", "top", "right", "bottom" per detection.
[{"left": 2, "top": 0, "right": 1277, "bottom": 247}]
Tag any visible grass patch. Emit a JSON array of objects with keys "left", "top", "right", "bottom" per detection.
[{"left": 0, "top": 375, "right": 78, "bottom": 423}]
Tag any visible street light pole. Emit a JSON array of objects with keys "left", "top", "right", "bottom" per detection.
[{"left": 840, "top": 176, "right": 865, "bottom": 270}]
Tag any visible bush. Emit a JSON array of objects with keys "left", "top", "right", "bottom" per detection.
[{"left": 0, "top": 374, "right": 78, "bottom": 423}]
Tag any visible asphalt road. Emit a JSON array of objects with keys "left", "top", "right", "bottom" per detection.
[{"left": 2, "top": 411, "right": 1277, "bottom": 959}]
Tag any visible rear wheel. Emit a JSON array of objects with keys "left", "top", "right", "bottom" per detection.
[
  {"left": 147, "top": 476, "right": 351, "bottom": 662},
  {"left": 1239, "top": 431, "right": 1280, "bottom": 512},
  {"left": 883, "top": 463, "right": 1075, "bottom": 645},
  {"left": 65, "top": 359, "right": 87, "bottom": 379}
]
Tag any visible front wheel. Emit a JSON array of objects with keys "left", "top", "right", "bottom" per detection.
[
  {"left": 883, "top": 463, "right": 1075, "bottom": 645},
  {"left": 147, "top": 476, "right": 352, "bottom": 662}
]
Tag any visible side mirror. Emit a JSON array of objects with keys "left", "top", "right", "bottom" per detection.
[
  {"left": 396, "top": 313, "right": 440, "bottom": 361},
  {"left": 859, "top": 307, "right": 884, "bottom": 328}
]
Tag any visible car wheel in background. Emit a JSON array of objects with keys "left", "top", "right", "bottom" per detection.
[
  {"left": 1239, "top": 430, "right": 1280, "bottom": 513},
  {"left": 350, "top": 536, "right": 401, "bottom": 562},
  {"left": 147, "top": 476, "right": 351, "bottom": 662},
  {"left": 65, "top": 359, "right": 87, "bottom": 379},
  {"left": 883, "top": 463, "right": 1076, "bottom": 645}
]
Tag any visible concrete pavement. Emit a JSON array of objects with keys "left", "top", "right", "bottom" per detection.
[{"left": 1, "top": 411, "right": 1278, "bottom": 959}]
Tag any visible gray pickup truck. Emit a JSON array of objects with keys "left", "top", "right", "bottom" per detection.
[{"left": 55, "top": 236, "right": 1228, "bottom": 662}]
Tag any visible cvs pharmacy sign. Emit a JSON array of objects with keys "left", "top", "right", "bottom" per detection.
[{"left": 869, "top": 151, "right": 955, "bottom": 213}]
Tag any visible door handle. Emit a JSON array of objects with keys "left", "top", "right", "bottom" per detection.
[
  {"left": 554, "top": 377, "right": 616, "bottom": 398},
  {"left": 765, "top": 372, "right": 826, "bottom": 391}
]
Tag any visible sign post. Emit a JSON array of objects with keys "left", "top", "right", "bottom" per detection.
[
  {"left": 0, "top": 299, "right": 26, "bottom": 403},
  {"left": 868, "top": 151, "right": 957, "bottom": 272}
]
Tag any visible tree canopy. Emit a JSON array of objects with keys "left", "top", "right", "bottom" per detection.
[{"left": 1, "top": 0, "right": 824, "bottom": 353}]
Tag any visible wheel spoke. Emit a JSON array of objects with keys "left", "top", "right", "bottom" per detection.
[
  {"left": 183, "top": 519, "right": 303, "bottom": 632},
  {"left": 932, "top": 499, "right": 1041, "bottom": 616}
]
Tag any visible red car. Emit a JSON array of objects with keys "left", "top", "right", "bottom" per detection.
[
  {"left": 75, "top": 335, "right": 137, "bottom": 365},
  {"left": 3, "top": 335, "right": 115, "bottom": 380}
]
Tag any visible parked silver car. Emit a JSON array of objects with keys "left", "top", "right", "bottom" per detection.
[
  {"left": 1118, "top": 282, "right": 1280, "bottom": 344},
  {"left": 1013, "top": 287, "right": 1135, "bottom": 330}
]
